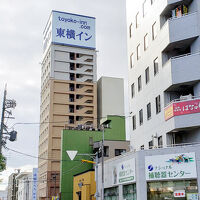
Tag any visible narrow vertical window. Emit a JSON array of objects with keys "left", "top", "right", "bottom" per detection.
[
  {"left": 152, "top": 22, "right": 157, "bottom": 40},
  {"left": 130, "top": 53, "right": 134, "bottom": 68},
  {"left": 132, "top": 115, "right": 136, "bottom": 130},
  {"left": 155, "top": 95, "right": 161, "bottom": 114},
  {"left": 154, "top": 57, "right": 159, "bottom": 75},
  {"left": 139, "top": 109, "right": 143, "bottom": 125},
  {"left": 137, "top": 44, "right": 141, "bottom": 60},
  {"left": 131, "top": 83, "right": 135, "bottom": 98},
  {"left": 149, "top": 140, "right": 153, "bottom": 149},
  {"left": 144, "top": 33, "right": 149, "bottom": 50},
  {"left": 129, "top": 23, "right": 133, "bottom": 38},
  {"left": 151, "top": 0, "right": 155, "bottom": 4},
  {"left": 147, "top": 103, "right": 151, "bottom": 120},
  {"left": 143, "top": 0, "right": 148, "bottom": 17},
  {"left": 138, "top": 76, "right": 142, "bottom": 92},
  {"left": 158, "top": 136, "right": 163, "bottom": 148},
  {"left": 136, "top": 12, "right": 140, "bottom": 28},
  {"left": 145, "top": 67, "right": 150, "bottom": 84}
]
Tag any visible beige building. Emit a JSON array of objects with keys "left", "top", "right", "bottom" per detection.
[
  {"left": 38, "top": 12, "right": 97, "bottom": 199},
  {"left": 97, "top": 77, "right": 124, "bottom": 124}
]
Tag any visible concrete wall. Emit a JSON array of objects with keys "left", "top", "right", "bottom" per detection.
[{"left": 97, "top": 77, "right": 125, "bottom": 124}]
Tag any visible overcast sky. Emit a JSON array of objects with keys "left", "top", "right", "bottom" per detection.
[{"left": 0, "top": 0, "right": 128, "bottom": 190}]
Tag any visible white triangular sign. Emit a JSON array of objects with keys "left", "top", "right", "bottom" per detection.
[{"left": 66, "top": 150, "right": 78, "bottom": 160}]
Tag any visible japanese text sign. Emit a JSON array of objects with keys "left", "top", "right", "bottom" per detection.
[
  {"left": 165, "top": 99, "right": 200, "bottom": 121},
  {"left": 43, "top": 10, "right": 95, "bottom": 52},
  {"left": 112, "top": 159, "right": 135, "bottom": 185},
  {"left": 145, "top": 152, "right": 197, "bottom": 181},
  {"left": 32, "top": 168, "right": 38, "bottom": 200}
]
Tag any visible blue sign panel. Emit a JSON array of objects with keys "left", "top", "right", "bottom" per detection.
[
  {"left": 52, "top": 10, "right": 96, "bottom": 49},
  {"left": 32, "top": 168, "right": 38, "bottom": 200}
]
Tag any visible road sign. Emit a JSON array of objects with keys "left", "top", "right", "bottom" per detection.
[{"left": 66, "top": 150, "right": 78, "bottom": 160}]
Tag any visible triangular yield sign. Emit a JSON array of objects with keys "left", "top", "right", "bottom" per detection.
[{"left": 66, "top": 150, "right": 78, "bottom": 160}]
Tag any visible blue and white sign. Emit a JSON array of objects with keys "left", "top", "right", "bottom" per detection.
[
  {"left": 47, "top": 10, "right": 95, "bottom": 50},
  {"left": 32, "top": 168, "right": 38, "bottom": 200}
]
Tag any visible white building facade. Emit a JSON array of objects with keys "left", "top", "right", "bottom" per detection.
[
  {"left": 127, "top": 0, "right": 200, "bottom": 150},
  {"left": 16, "top": 169, "right": 38, "bottom": 200}
]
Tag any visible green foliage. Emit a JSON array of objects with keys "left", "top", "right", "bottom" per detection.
[{"left": 0, "top": 154, "right": 6, "bottom": 172}]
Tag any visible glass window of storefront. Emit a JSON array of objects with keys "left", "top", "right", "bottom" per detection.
[
  {"left": 123, "top": 183, "right": 137, "bottom": 200},
  {"left": 147, "top": 180, "right": 198, "bottom": 200},
  {"left": 104, "top": 187, "right": 119, "bottom": 200}
]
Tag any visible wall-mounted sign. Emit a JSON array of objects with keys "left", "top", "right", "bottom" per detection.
[
  {"left": 32, "top": 168, "right": 38, "bottom": 200},
  {"left": 145, "top": 152, "right": 197, "bottom": 181},
  {"left": 112, "top": 159, "right": 135, "bottom": 185},
  {"left": 187, "top": 193, "right": 198, "bottom": 200},
  {"left": 43, "top": 10, "right": 95, "bottom": 53},
  {"left": 165, "top": 99, "right": 200, "bottom": 121},
  {"left": 174, "top": 190, "right": 185, "bottom": 198}
]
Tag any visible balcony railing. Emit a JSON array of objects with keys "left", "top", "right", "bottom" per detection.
[{"left": 164, "top": 96, "right": 200, "bottom": 121}]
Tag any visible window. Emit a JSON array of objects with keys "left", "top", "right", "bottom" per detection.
[
  {"left": 115, "top": 149, "right": 126, "bottom": 156},
  {"left": 129, "top": 23, "right": 134, "bottom": 37},
  {"left": 155, "top": 95, "right": 161, "bottom": 114},
  {"left": 147, "top": 103, "right": 151, "bottom": 120},
  {"left": 158, "top": 136, "right": 163, "bottom": 148},
  {"left": 154, "top": 57, "right": 159, "bottom": 75},
  {"left": 149, "top": 140, "right": 153, "bottom": 149},
  {"left": 132, "top": 115, "right": 136, "bottom": 130},
  {"left": 137, "top": 44, "right": 141, "bottom": 60},
  {"left": 145, "top": 67, "right": 150, "bottom": 84},
  {"left": 152, "top": 22, "right": 158, "bottom": 40},
  {"left": 138, "top": 75, "right": 142, "bottom": 91},
  {"left": 139, "top": 109, "right": 143, "bottom": 125},
  {"left": 151, "top": 0, "right": 156, "bottom": 4},
  {"left": 144, "top": 33, "right": 149, "bottom": 50},
  {"left": 130, "top": 53, "right": 134, "bottom": 68},
  {"left": 140, "top": 145, "right": 144, "bottom": 150},
  {"left": 131, "top": 83, "right": 135, "bottom": 98},
  {"left": 143, "top": 0, "right": 149, "bottom": 16},
  {"left": 104, "top": 146, "right": 109, "bottom": 157},
  {"left": 136, "top": 12, "right": 140, "bottom": 28}
]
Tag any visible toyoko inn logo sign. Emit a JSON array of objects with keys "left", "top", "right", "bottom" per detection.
[
  {"left": 145, "top": 152, "right": 197, "bottom": 181},
  {"left": 43, "top": 10, "right": 95, "bottom": 52}
]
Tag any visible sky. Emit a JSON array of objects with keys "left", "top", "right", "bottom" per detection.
[{"left": 0, "top": 0, "right": 128, "bottom": 190}]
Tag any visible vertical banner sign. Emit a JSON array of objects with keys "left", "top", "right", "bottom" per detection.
[
  {"left": 145, "top": 152, "right": 197, "bottom": 181},
  {"left": 112, "top": 159, "right": 135, "bottom": 185},
  {"left": 32, "top": 168, "right": 38, "bottom": 200},
  {"left": 52, "top": 11, "right": 95, "bottom": 49}
]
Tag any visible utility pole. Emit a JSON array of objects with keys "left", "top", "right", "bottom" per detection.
[
  {"left": 0, "top": 86, "right": 7, "bottom": 154},
  {"left": 101, "top": 127, "right": 104, "bottom": 200},
  {"left": 0, "top": 85, "right": 17, "bottom": 154}
]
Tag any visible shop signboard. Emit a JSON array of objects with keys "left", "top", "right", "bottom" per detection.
[
  {"left": 112, "top": 158, "right": 135, "bottom": 185},
  {"left": 43, "top": 10, "right": 96, "bottom": 53},
  {"left": 174, "top": 190, "right": 185, "bottom": 197},
  {"left": 165, "top": 99, "right": 200, "bottom": 121},
  {"left": 145, "top": 152, "right": 197, "bottom": 181},
  {"left": 187, "top": 193, "right": 198, "bottom": 200},
  {"left": 32, "top": 168, "right": 38, "bottom": 200}
]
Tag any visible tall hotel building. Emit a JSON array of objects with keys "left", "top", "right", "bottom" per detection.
[
  {"left": 38, "top": 11, "right": 97, "bottom": 199},
  {"left": 127, "top": 0, "right": 200, "bottom": 150}
]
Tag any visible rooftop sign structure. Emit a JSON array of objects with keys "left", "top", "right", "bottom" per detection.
[{"left": 43, "top": 10, "right": 96, "bottom": 53}]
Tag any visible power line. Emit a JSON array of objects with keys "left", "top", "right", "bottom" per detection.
[
  {"left": 5, "top": 147, "right": 93, "bottom": 163},
  {"left": 9, "top": 115, "right": 131, "bottom": 129}
]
